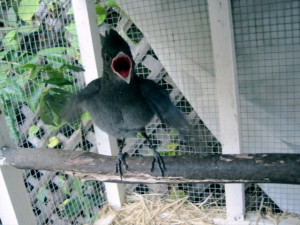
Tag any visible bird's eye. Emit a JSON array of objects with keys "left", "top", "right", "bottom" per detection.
[{"left": 104, "top": 53, "right": 111, "bottom": 63}]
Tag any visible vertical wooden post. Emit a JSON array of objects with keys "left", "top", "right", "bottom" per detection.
[
  {"left": 208, "top": 0, "right": 245, "bottom": 221},
  {"left": 0, "top": 108, "right": 37, "bottom": 225},
  {"left": 71, "top": 0, "right": 125, "bottom": 207}
]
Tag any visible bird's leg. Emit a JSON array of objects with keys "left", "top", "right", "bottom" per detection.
[
  {"left": 115, "top": 138, "right": 128, "bottom": 180},
  {"left": 141, "top": 131, "right": 167, "bottom": 176}
]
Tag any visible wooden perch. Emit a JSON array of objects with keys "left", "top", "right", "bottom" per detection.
[{"left": 0, "top": 147, "right": 299, "bottom": 184}]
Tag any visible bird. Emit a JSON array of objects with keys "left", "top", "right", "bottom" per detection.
[{"left": 63, "top": 29, "right": 189, "bottom": 178}]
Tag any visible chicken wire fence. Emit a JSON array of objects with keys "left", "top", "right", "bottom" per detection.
[
  {"left": 0, "top": 0, "right": 299, "bottom": 224},
  {"left": 232, "top": 0, "right": 300, "bottom": 214}
]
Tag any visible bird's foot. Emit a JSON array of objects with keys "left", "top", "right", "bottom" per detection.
[
  {"left": 115, "top": 152, "right": 129, "bottom": 180},
  {"left": 151, "top": 149, "right": 167, "bottom": 177}
]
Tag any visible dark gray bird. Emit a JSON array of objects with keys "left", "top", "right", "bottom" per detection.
[{"left": 64, "top": 29, "right": 189, "bottom": 178}]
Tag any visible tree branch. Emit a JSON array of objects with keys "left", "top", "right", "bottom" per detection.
[{"left": 0, "top": 147, "right": 299, "bottom": 184}]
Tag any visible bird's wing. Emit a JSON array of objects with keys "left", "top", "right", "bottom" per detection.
[
  {"left": 76, "top": 78, "right": 102, "bottom": 102},
  {"left": 139, "top": 78, "right": 188, "bottom": 129},
  {"left": 61, "top": 78, "right": 102, "bottom": 124}
]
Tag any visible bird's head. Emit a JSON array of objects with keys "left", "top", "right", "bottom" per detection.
[{"left": 101, "top": 29, "right": 134, "bottom": 84}]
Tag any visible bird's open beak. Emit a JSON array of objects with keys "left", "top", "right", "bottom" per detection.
[{"left": 111, "top": 52, "right": 132, "bottom": 84}]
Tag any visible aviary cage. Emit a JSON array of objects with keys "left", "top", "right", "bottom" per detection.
[{"left": 0, "top": 0, "right": 299, "bottom": 224}]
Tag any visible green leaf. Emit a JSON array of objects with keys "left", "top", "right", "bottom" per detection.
[
  {"left": 60, "top": 64, "right": 85, "bottom": 72},
  {"left": 62, "top": 198, "right": 82, "bottom": 217},
  {"left": 66, "top": 7, "right": 74, "bottom": 15},
  {"left": 1, "top": 102, "right": 20, "bottom": 140},
  {"left": 95, "top": 4, "right": 106, "bottom": 25},
  {"left": 46, "top": 55, "right": 68, "bottom": 68},
  {"left": 170, "top": 189, "right": 186, "bottom": 200},
  {"left": 43, "top": 78, "right": 73, "bottom": 86},
  {"left": 66, "top": 48, "right": 79, "bottom": 59},
  {"left": 47, "top": 70, "right": 64, "bottom": 80},
  {"left": 166, "top": 142, "right": 179, "bottom": 151},
  {"left": 169, "top": 129, "right": 179, "bottom": 136},
  {"left": 21, "top": 64, "right": 37, "bottom": 69},
  {"left": 3, "top": 50, "right": 19, "bottom": 62},
  {"left": 0, "top": 49, "right": 11, "bottom": 60},
  {"left": 105, "top": 0, "right": 120, "bottom": 9},
  {"left": 166, "top": 142, "right": 179, "bottom": 156},
  {"left": 65, "top": 24, "right": 79, "bottom": 50},
  {"left": 29, "top": 66, "right": 43, "bottom": 80},
  {"left": 88, "top": 212, "right": 100, "bottom": 223},
  {"left": 72, "top": 177, "right": 84, "bottom": 195},
  {"left": 136, "top": 132, "right": 144, "bottom": 138},
  {"left": 20, "top": 55, "right": 39, "bottom": 65},
  {"left": 3, "top": 30, "right": 18, "bottom": 50},
  {"left": 18, "top": 25, "right": 39, "bottom": 34},
  {"left": 39, "top": 88, "right": 65, "bottom": 127},
  {"left": 81, "top": 112, "right": 91, "bottom": 121},
  {"left": 48, "top": 136, "right": 60, "bottom": 148},
  {"left": 39, "top": 97, "right": 57, "bottom": 126},
  {"left": 29, "top": 125, "right": 40, "bottom": 137},
  {"left": 1, "top": 78, "right": 26, "bottom": 102},
  {"left": 27, "top": 83, "right": 45, "bottom": 111},
  {"left": 37, "top": 186, "right": 47, "bottom": 203},
  {"left": 18, "top": 0, "right": 40, "bottom": 22},
  {"left": 65, "top": 23, "right": 77, "bottom": 36},
  {"left": 82, "top": 196, "right": 92, "bottom": 213},
  {"left": 7, "top": 7, "right": 17, "bottom": 27},
  {"left": 0, "top": 64, "right": 10, "bottom": 79},
  {"left": 57, "top": 176, "right": 70, "bottom": 195},
  {"left": 69, "top": 37, "right": 80, "bottom": 49},
  {"left": 39, "top": 88, "right": 72, "bottom": 127},
  {"left": 160, "top": 142, "right": 179, "bottom": 156},
  {"left": 12, "top": 1, "right": 19, "bottom": 19},
  {"left": 48, "top": 87, "right": 72, "bottom": 96},
  {"left": 0, "top": 26, "right": 17, "bottom": 32},
  {"left": 5, "top": 114, "right": 20, "bottom": 140},
  {"left": 37, "top": 47, "right": 68, "bottom": 57}
]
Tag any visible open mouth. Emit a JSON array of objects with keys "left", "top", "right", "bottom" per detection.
[{"left": 111, "top": 52, "right": 132, "bottom": 84}]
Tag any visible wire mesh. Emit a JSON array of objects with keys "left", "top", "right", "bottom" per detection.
[
  {"left": 232, "top": 0, "right": 300, "bottom": 214},
  {"left": 0, "top": 0, "right": 106, "bottom": 224},
  {"left": 3, "top": 0, "right": 299, "bottom": 223},
  {"left": 109, "top": 0, "right": 224, "bottom": 208},
  {"left": 1, "top": 0, "right": 226, "bottom": 223}
]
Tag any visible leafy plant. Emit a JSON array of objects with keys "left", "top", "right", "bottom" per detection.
[
  {"left": 48, "top": 136, "right": 60, "bottom": 148},
  {"left": 0, "top": 60, "right": 84, "bottom": 139},
  {"left": 0, "top": 0, "right": 84, "bottom": 139},
  {"left": 0, "top": 1, "right": 116, "bottom": 224},
  {"left": 23, "top": 63, "right": 84, "bottom": 127},
  {"left": 60, "top": 178, "right": 103, "bottom": 222},
  {"left": 28, "top": 124, "right": 39, "bottom": 137},
  {"left": 37, "top": 186, "right": 47, "bottom": 203}
]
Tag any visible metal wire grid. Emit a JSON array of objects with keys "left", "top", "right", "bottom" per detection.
[
  {"left": 0, "top": 0, "right": 106, "bottom": 224},
  {"left": 245, "top": 184, "right": 282, "bottom": 213},
  {"left": 111, "top": 0, "right": 224, "bottom": 207},
  {"left": 232, "top": 0, "right": 300, "bottom": 214},
  {"left": 0, "top": 0, "right": 265, "bottom": 223}
]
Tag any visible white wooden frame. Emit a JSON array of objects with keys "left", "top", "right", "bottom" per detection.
[
  {"left": 208, "top": 0, "right": 245, "bottom": 221},
  {"left": 71, "top": 0, "right": 125, "bottom": 207},
  {"left": 0, "top": 109, "right": 36, "bottom": 225},
  {"left": 1, "top": 0, "right": 299, "bottom": 224},
  {"left": 71, "top": 0, "right": 246, "bottom": 219}
]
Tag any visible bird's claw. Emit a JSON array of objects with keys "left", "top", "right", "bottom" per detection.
[
  {"left": 150, "top": 149, "right": 166, "bottom": 177},
  {"left": 115, "top": 152, "right": 129, "bottom": 180}
]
